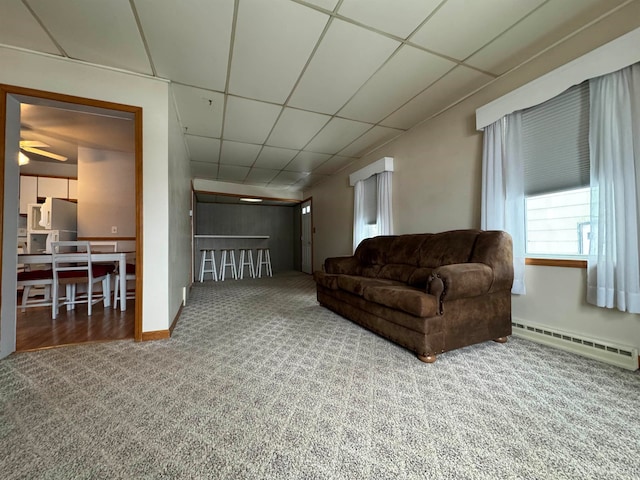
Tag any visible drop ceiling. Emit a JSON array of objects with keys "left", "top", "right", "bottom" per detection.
[{"left": 0, "top": 0, "right": 631, "bottom": 191}]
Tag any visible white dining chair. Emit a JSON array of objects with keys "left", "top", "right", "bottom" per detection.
[
  {"left": 51, "top": 241, "right": 114, "bottom": 319},
  {"left": 113, "top": 262, "right": 136, "bottom": 309},
  {"left": 17, "top": 268, "right": 53, "bottom": 312}
]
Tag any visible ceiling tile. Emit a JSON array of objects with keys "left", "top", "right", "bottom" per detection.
[
  {"left": 381, "top": 66, "right": 493, "bottom": 129},
  {"left": 288, "top": 19, "right": 400, "bottom": 114},
  {"left": 339, "top": 125, "right": 403, "bottom": 157},
  {"left": 224, "top": 96, "right": 282, "bottom": 144},
  {"left": 267, "top": 108, "right": 331, "bottom": 150},
  {"left": 306, "top": 118, "right": 372, "bottom": 154},
  {"left": 466, "top": 0, "right": 622, "bottom": 76},
  {"left": 312, "top": 155, "right": 354, "bottom": 175},
  {"left": 186, "top": 136, "right": 220, "bottom": 163},
  {"left": 229, "top": 0, "right": 328, "bottom": 103},
  {"left": 339, "top": 45, "right": 455, "bottom": 123},
  {"left": 254, "top": 146, "right": 299, "bottom": 169},
  {"left": 0, "top": 1, "right": 61, "bottom": 55},
  {"left": 245, "top": 167, "right": 280, "bottom": 183},
  {"left": 338, "top": 0, "right": 441, "bottom": 39},
  {"left": 285, "top": 152, "right": 332, "bottom": 173},
  {"left": 410, "top": 0, "right": 545, "bottom": 61},
  {"left": 172, "top": 84, "right": 223, "bottom": 138},
  {"left": 28, "top": 0, "right": 152, "bottom": 74},
  {"left": 293, "top": 173, "right": 330, "bottom": 189},
  {"left": 218, "top": 164, "right": 250, "bottom": 182},
  {"left": 191, "top": 161, "right": 219, "bottom": 179},
  {"left": 220, "top": 141, "right": 261, "bottom": 166},
  {"left": 134, "top": 0, "right": 234, "bottom": 90},
  {"left": 270, "top": 170, "right": 308, "bottom": 186},
  {"left": 303, "top": 0, "right": 340, "bottom": 11}
]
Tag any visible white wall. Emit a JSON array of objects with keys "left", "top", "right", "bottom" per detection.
[
  {"left": 0, "top": 46, "right": 171, "bottom": 333},
  {"left": 77, "top": 147, "right": 135, "bottom": 238},
  {"left": 167, "top": 87, "right": 192, "bottom": 318},
  {"left": 1, "top": 96, "right": 20, "bottom": 358},
  {"left": 305, "top": 2, "right": 640, "bottom": 351}
]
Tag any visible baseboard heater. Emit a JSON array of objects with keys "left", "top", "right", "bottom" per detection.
[{"left": 511, "top": 319, "right": 638, "bottom": 371}]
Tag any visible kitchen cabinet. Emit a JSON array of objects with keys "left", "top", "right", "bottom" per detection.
[
  {"left": 19, "top": 176, "right": 37, "bottom": 214},
  {"left": 18, "top": 175, "right": 77, "bottom": 214},
  {"left": 38, "top": 177, "right": 68, "bottom": 199}
]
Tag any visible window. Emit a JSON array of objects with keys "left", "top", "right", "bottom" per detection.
[
  {"left": 362, "top": 175, "right": 378, "bottom": 238},
  {"left": 522, "top": 81, "right": 590, "bottom": 258}
]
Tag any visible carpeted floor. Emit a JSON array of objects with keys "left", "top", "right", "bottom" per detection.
[{"left": 1, "top": 271, "right": 639, "bottom": 479}]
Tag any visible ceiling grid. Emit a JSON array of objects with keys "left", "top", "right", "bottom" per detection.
[{"left": 4, "top": 0, "right": 631, "bottom": 192}]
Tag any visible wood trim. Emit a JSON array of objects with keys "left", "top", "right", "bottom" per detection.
[
  {"left": 526, "top": 258, "right": 587, "bottom": 268},
  {"left": 1, "top": 83, "right": 144, "bottom": 347},
  {"left": 134, "top": 104, "right": 143, "bottom": 342},
  {"left": 169, "top": 303, "right": 184, "bottom": 335},
  {"left": 77, "top": 236, "right": 136, "bottom": 241},
  {"left": 141, "top": 330, "right": 170, "bottom": 341},
  {"left": 193, "top": 189, "right": 301, "bottom": 204},
  {"left": 0, "top": 87, "right": 7, "bottom": 312},
  {"left": 21, "top": 173, "right": 78, "bottom": 180}
]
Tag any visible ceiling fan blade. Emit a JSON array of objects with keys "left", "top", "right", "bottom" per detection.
[
  {"left": 21, "top": 146, "right": 68, "bottom": 162},
  {"left": 20, "top": 140, "right": 50, "bottom": 148}
]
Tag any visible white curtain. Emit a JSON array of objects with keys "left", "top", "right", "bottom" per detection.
[
  {"left": 353, "top": 179, "right": 367, "bottom": 253},
  {"left": 376, "top": 171, "right": 393, "bottom": 236},
  {"left": 481, "top": 111, "right": 526, "bottom": 295},
  {"left": 587, "top": 63, "right": 640, "bottom": 313}
]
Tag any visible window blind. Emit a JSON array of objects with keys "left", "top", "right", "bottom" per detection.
[
  {"left": 363, "top": 174, "right": 377, "bottom": 225},
  {"left": 522, "top": 81, "right": 590, "bottom": 196}
]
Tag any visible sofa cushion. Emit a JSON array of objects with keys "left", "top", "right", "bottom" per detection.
[
  {"left": 355, "top": 236, "right": 395, "bottom": 266},
  {"left": 337, "top": 275, "right": 401, "bottom": 296},
  {"left": 407, "top": 267, "right": 433, "bottom": 289},
  {"left": 418, "top": 230, "right": 480, "bottom": 268},
  {"left": 377, "top": 264, "right": 416, "bottom": 283},
  {"left": 364, "top": 285, "right": 438, "bottom": 317},
  {"left": 387, "top": 234, "right": 429, "bottom": 265},
  {"left": 313, "top": 271, "right": 339, "bottom": 290}
]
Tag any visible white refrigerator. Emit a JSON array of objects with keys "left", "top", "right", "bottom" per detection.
[{"left": 26, "top": 198, "right": 77, "bottom": 253}]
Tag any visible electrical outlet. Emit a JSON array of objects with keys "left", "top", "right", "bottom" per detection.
[{"left": 111, "top": 226, "right": 118, "bottom": 234}]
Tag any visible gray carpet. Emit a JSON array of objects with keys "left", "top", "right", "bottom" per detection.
[{"left": 1, "top": 271, "right": 639, "bottom": 479}]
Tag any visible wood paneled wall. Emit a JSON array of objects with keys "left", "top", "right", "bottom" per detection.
[{"left": 196, "top": 203, "right": 300, "bottom": 273}]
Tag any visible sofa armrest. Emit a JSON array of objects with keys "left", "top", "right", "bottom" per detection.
[
  {"left": 427, "top": 263, "right": 494, "bottom": 312},
  {"left": 324, "top": 256, "right": 362, "bottom": 275}
]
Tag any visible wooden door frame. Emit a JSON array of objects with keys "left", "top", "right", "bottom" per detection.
[{"left": 0, "top": 84, "right": 143, "bottom": 342}]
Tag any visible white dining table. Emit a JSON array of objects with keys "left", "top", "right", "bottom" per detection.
[{"left": 18, "top": 252, "right": 135, "bottom": 312}]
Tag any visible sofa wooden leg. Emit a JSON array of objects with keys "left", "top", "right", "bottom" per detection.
[
  {"left": 493, "top": 337, "right": 508, "bottom": 343},
  {"left": 417, "top": 354, "right": 436, "bottom": 363}
]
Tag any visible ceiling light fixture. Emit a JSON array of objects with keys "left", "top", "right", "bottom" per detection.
[
  {"left": 18, "top": 152, "right": 30, "bottom": 166},
  {"left": 240, "top": 198, "right": 262, "bottom": 203}
]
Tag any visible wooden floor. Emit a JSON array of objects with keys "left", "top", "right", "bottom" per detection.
[{"left": 16, "top": 297, "right": 135, "bottom": 352}]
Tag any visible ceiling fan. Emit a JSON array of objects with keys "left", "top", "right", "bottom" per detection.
[{"left": 19, "top": 140, "right": 68, "bottom": 162}]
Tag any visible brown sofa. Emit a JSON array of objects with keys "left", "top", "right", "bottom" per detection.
[{"left": 313, "top": 229, "right": 513, "bottom": 362}]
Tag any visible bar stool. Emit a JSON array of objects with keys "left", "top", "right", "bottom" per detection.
[
  {"left": 256, "top": 248, "right": 273, "bottom": 278},
  {"left": 237, "top": 248, "right": 256, "bottom": 279},
  {"left": 219, "top": 248, "right": 238, "bottom": 281},
  {"left": 199, "top": 249, "right": 218, "bottom": 282}
]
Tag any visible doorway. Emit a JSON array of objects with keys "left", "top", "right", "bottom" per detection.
[
  {"left": 301, "top": 198, "right": 312, "bottom": 274},
  {"left": 1, "top": 84, "right": 143, "bottom": 358}
]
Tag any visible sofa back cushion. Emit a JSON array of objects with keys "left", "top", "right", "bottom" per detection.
[
  {"left": 354, "top": 236, "right": 395, "bottom": 272},
  {"left": 417, "top": 230, "right": 480, "bottom": 268}
]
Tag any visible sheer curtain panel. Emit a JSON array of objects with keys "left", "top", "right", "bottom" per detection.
[
  {"left": 353, "top": 179, "right": 367, "bottom": 253},
  {"left": 587, "top": 63, "right": 640, "bottom": 313},
  {"left": 376, "top": 171, "right": 393, "bottom": 236},
  {"left": 481, "top": 112, "right": 526, "bottom": 294}
]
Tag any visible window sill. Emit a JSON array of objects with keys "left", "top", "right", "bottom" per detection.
[{"left": 526, "top": 258, "right": 587, "bottom": 268}]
